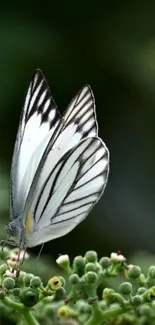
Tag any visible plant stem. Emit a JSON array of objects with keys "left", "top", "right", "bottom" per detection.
[
  {"left": 3, "top": 296, "right": 24, "bottom": 311},
  {"left": 85, "top": 301, "right": 102, "bottom": 325},
  {"left": 85, "top": 284, "right": 103, "bottom": 325},
  {"left": 22, "top": 310, "right": 40, "bottom": 325},
  {"left": 3, "top": 297, "right": 40, "bottom": 325},
  {"left": 101, "top": 305, "right": 132, "bottom": 319},
  {"left": 85, "top": 304, "right": 132, "bottom": 325}
]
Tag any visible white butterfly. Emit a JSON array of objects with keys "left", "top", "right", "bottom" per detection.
[{"left": 6, "top": 70, "right": 109, "bottom": 248}]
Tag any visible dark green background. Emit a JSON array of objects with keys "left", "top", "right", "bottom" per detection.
[{"left": 0, "top": 1, "right": 155, "bottom": 262}]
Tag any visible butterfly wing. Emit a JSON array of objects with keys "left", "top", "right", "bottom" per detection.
[
  {"left": 10, "top": 70, "right": 61, "bottom": 219},
  {"left": 9, "top": 70, "right": 108, "bottom": 248},
  {"left": 24, "top": 136, "right": 109, "bottom": 247}
]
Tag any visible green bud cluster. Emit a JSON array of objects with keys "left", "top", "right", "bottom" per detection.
[
  {"left": 0, "top": 244, "right": 67, "bottom": 314},
  {"left": 1, "top": 246, "right": 155, "bottom": 325}
]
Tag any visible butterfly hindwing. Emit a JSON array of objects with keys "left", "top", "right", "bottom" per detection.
[{"left": 25, "top": 137, "right": 109, "bottom": 247}]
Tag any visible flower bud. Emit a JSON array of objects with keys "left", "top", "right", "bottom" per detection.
[
  {"left": 148, "top": 266, "right": 155, "bottom": 279},
  {"left": 0, "top": 264, "right": 8, "bottom": 275},
  {"left": 58, "top": 276, "right": 66, "bottom": 287},
  {"left": 21, "top": 288, "right": 39, "bottom": 307},
  {"left": 84, "top": 271, "right": 97, "bottom": 284},
  {"left": 85, "top": 262, "right": 97, "bottom": 273},
  {"left": 0, "top": 247, "right": 9, "bottom": 260},
  {"left": 57, "top": 305, "right": 77, "bottom": 319},
  {"left": 126, "top": 265, "right": 141, "bottom": 279},
  {"left": 111, "top": 252, "right": 126, "bottom": 263},
  {"left": 48, "top": 277, "right": 62, "bottom": 291},
  {"left": 139, "top": 273, "right": 146, "bottom": 286},
  {"left": 137, "top": 287, "right": 147, "bottom": 295},
  {"left": 57, "top": 305, "right": 70, "bottom": 318},
  {"left": 102, "top": 288, "right": 115, "bottom": 301},
  {"left": 69, "top": 274, "right": 80, "bottom": 285},
  {"left": 99, "top": 257, "right": 111, "bottom": 269},
  {"left": 132, "top": 295, "right": 143, "bottom": 306},
  {"left": 54, "top": 287, "right": 66, "bottom": 300},
  {"left": 73, "top": 256, "right": 85, "bottom": 272},
  {"left": 24, "top": 274, "right": 34, "bottom": 286},
  {"left": 144, "top": 287, "right": 155, "bottom": 302},
  {"left": 30, "top": 276, "right": 42, "bottom": 288},
  {"left": 102, "top": 288, "right": 121, "bottom": 304},
  {"left": 85, "top": 251, "right": 98, "bottom": 263},
  {"left": 110, "top": 293, "right": 124, "bottom": 304},
  {"left": 119, "top": 282, "right": 132, "bottom": 295},
  {"left": 56, "top": 255, "right": 71, "bottom": 273},
  {"left": 3, "top": 277, "right": 15, "bottom": 290},
  {"left": 12, "top": 288, "right": 22, "bottom": 297}
]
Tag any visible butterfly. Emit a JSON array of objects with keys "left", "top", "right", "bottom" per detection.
[{"left": 6, "top": 69, "right": 109, "bottom": 249}]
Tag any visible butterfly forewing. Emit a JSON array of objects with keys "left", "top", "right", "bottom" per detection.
[
  {"left": 10, "top": 73, "right": 99, "bottom": 220},
  {"left": 10, "top": 70, "right": 61, "bottom": 218},
  {"left": 62, "top": 85, "right": 97, "bottom": 138}
]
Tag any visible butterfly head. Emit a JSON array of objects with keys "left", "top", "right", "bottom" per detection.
[{"left": 5, "top": 219, "right": 25, "bottom": 247}]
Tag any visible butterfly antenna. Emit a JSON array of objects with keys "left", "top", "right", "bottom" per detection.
[
  {"left": 20, "top": 248, "right": 27, "bottom": 266},
  {"left": 36, "top": 243, "right": 44, "bottom": 277},
  {"left": 16, "top": 234, "right": 26, "bottom": 274},
  {"left": 14, "top": 246, "right": 26, "bottom": 277}
]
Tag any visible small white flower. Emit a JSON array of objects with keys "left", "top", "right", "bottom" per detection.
[
  {"left": 56, "top": 254, "right": 69, "bottom": 265},
  {"left": 7, "top": 259, "right": 17, "bottom": 267},
  {"left": 19, "top": 250, "right": 29, "bottom": 260},
  {"left": 10, "top": 250, "right": 29, "bottom": 261},
  {"left": 4, "top": 268, "right": 17, "bottom": 278},
  {"left": 111, "top": 252, "right": 126, "bottom": 262},
  {"left": 10, "top": 252, "right": 19, "bottom": 260}
]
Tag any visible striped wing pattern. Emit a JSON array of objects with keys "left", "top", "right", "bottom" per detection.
[
  {"left": 9, "top": 69, "right": 109, "bottom": 248},
  {"left": 26, "top": 137, "right": 109, "bottom": 247},
  {"left": 62, "top": 85, "right": 97, "bottom": 138},
  {"left": 10, "top": 70, "right": 60, "bottom": 218},
  {"left": 10, "top": 71, "right": 98, "bottom": 219}
]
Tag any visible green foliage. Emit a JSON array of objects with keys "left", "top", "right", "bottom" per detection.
[{"left": 1, "top": 249, "right": 155, "bottom": 324}]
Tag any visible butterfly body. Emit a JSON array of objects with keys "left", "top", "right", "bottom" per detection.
[{"left": 7, "top": 70, "right": 109, "bottom": 248}]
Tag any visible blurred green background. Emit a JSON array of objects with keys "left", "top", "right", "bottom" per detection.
[{"left": 1, "top": 1, "right": 155, "bottom": 263}]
